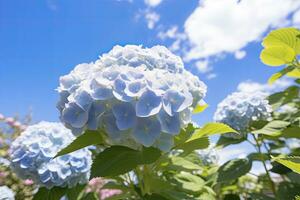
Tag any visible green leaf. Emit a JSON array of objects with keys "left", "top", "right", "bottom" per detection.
[
  {"left": 193, "top": 102, "right": 208, "bottom": 114},
  {"left": 281, "top": 126, "right": 300, "bottom": 138},
  {"left": 216, "top": 135, "right": 246, "bottom": 147},
  {"left": 188, "top": 123, "right": 237, "bottom": 139},
  {"left": 169, "top": 156, "right": 202, "bottom": 171},
  {"left": 177, "top": 123, "right": 237, "bottom": 152},
  {"left": 176, "top": 137, "right": 209, "bottom": 153},
  {"left": 66, "top": 184, "right": 86, "bottom": 200},
  {"left": 268, "top": 86, "right": 300, "bottom": 109},
  {"left": 33, "top": 187, "right": 67, "bottom": 200},
  {"left": 268, "top": 65, "right": 296, "bottom": 84},
  {"left": 91, "top": 146, "right": 161, "bottom": 177},
  {"left": 217, "top": 158, "right": 252, "bottom": 182},
  {"left": 260, "top": 46, "right": 296, "bottom": 66},
  {"left": 173, "top": 172, "right": 205, "bottom": 193},
  {"left": 248, "top": 153, "right": 269, "bottom": 162},
  {"left": 55, "top": 130, "right": 104, "bottom": 158},
  {"left": 287, "top": 68, "right": 300, "bottom": 78},
  {"left": 262, "top": 27, "right": 300, "bottom": 54},
  {"left": 272, "top": 156, "right": 300, "bottom": 174},
  {"left": 252, "top": 120, "right": 290, "bottom": 136},
  {"left": 277, "top": 182, "right": 300, "bottom": 200}
]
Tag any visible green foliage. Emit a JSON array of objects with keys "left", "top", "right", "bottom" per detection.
[
  {"left": 91, "top": 146, "right": 161, "bottom": 177},
  {"left": 193, "top": 102, "right": 208, "bottom": 114},
  {"left": 272, "top": 156, "right": 300, "bottom": 174},
  {"left": 33, "top": 187, "right": 67, "bottom": 200},
  {"left": 252, "top": 120, "right": 290, "bottom": 136},
  {"left": 217, "top": 159, "right": 252, "bottom": 182},
  {"left": 54, "top": 130, "right": 104, "bottom": 158}
]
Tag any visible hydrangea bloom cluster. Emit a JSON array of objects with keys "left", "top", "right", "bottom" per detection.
[
  {"left": 214, "top": 92, "right": 272, "bottom": 136},
  {"left": 57, "top": 45, "right": 207, "bottom": 151},
  {"left": 0, "top": 186, "right": 15, "bottom": 200},
  {"left": 10, "top": 122, "right": 92, "bottom": 189}
]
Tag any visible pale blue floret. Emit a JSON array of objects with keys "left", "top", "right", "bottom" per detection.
[
  {"left": 0, "top": 186, "right": 15, "bottom": 200},
  {"left": 10, "top": 122, "right": 92, "bottom": 189},
  {"left": 73, "top": 90, "right": 93, "bottom": 111},
  {"left": 136, "top": 89, "right": 162, "bottom": 117},
  {"left": 112, "top": 102, "right": 137, "bottom": 130},
  {"left": 62, "top": 103, "right": 89, "bottom": 128},
  {"left": 157, "top": 110, "right": 180, "bottom": 135},
  {"left": 113, "top": 78, "right": 133, "bottom": 102},
  {"left": 124, "top": 80, "right": 146, "bottom": 97},
  {"left": 87, "top": 101, "right": 106, "bottom": 130},
  {"left": 102, "top": 113, "right": 125, "bottom": 140},
  {"left": 132, "top": 117, "right": 161, "bottom": 146},
  {"left": 90, "top": 79, "right": 113, "bottom": 100},
  {"left": 163, "top": 90, "right": 193, "bottom": 116},
  {"left": 153, "top": 133, "right": 174, "bottom": 152}
]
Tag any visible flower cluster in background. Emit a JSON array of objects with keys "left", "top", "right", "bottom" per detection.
[
  {"left": 57, "top": 45, "right": 207, "bottom": 151},
  {"left": 86, "top": 178, "right": 122, "bottom": 200},
  {"left": 214, "top": 91, "right": 272, "bottom": 137},
  {"left": 10, "top": 122, "right": 92, "bottom": 189}
]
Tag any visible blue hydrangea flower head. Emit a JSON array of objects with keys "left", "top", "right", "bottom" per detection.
[
  {"left": 0, "top": 186, "right": 15, "bottom": 200},
  {"left": 57, "top": 45, "right": 207, "bottom": 151},
  {"left": 214, "top": 92, "right": 272, "bottom": 136},
  {"left": 10, "top": 122, "right": 92, "bottom": 189}
]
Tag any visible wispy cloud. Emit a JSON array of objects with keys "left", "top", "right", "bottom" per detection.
[
  {"left": 237, "top": 77, "right": 293, "bottom": 94},
  {"left": 144, "top": 0, "right": 163, "bottom": 7}
]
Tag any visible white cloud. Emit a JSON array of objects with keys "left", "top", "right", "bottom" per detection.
[
  {"left": 177, "top": 0, "right": 300, "bottom": 61},
  {"left": 216, "top": 145, "right": 250, "bottom": 165},
  {"left": 195, "top": 60, "right": 211, "bottom": 73},
  {"left": 207, "top": 73, "right": 217, "bottom": 80},
  {"left": 144, "top": 11, "right": 160, "bottom": 29},
  {"left": 234, "top": 50, "right": 246, "bottom": 60},
  {"left": 293, "top": 9, "right": 300, "bottom": 27},
  {"left": 144, "top": 0, "right": 163, "bottom": 7},
  {"left": 237, "top": 77, "right": 293, "bottom": 94}
]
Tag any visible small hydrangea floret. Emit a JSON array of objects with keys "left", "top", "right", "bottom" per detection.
[
  {"left": 10, "top": 122, "right": 92, "bottom": 189},
  {"left": 57, "top": 45, "right": 207, "bottom": 151}
]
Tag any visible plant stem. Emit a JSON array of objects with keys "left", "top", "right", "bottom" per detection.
[{"left": 252, "top": 134, "right": 277, "bottom": 199}]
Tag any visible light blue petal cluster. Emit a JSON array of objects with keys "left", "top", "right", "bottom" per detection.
[
  {"left": 0, "top": 186, "right": 15, "bottom": 200},
  {"left": 57, "top": 45, "right": 207, "bottom": 151},
  {"left": 10, "top": 122, "right": 92, "bottom": 189},
  {"left": 214, "top": 92, "right": 272, "bottom": 136}
]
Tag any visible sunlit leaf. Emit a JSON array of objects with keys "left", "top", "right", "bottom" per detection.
[
  {"left": 260, "top": 46, "right": 296, "bottom": 66},
  {"left": 272, "top": 156, "right": 300, "bottom": 174},
  {"left": 252, "top": 120, "right": 290, "bottom": 136},
  {"left": 193, "top": 101, "right": 208, "bottom": 114},
  {"left": 268, "top": 65, "right": 295, "bottom": 84},
  {"left": 262, "top": 27, "right": 300, "bottom": 54}
]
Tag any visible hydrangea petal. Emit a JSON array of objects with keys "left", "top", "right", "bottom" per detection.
[
  {"left": 112, "top": 103, "right": 137, "bottom": 130},
  {"left": 157, "top": 110, "right": 180, "bottom": 135},
  {"left": 62, "top": 103, "right": 89, "bottom": 128},
  {"left": 132, "top": 117, "right": 161, "bottom": 147},
  {"left": 136, "top": 89, "right": 162, "bottom": 117}
]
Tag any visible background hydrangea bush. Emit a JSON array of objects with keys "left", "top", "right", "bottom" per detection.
[
  {"left": 214, "top": 91, "right": 273, "bottom": 138},
  {"left": 57, "top": 45, "right": 207, "bottom": 151},
  {"left": 1, "top": 28, "right": 300, "bottom": 200},
  {"left": 10, "top": 122, "right": 92, "bottom": 189}
]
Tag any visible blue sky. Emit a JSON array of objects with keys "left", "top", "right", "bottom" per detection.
[{"left": 1, "top": 0, "right": 299, "bottom": 126}]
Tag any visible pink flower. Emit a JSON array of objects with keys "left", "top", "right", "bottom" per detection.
[
  {"left": 5, "top": 117, "right": 15, "bottom": 126},
  {"left": 24, "top": 179, "right": 34, "bottom": 185},
  {"left": 100, "top": 189, "right": 122, "bottom": 200}
]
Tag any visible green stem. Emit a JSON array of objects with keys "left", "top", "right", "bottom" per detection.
[{"left": 252, "top": 134, "right": 277, "bottom": 199}]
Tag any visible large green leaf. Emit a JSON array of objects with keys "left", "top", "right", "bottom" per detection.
[
  {"left": 173, "top": 172, "right": 205, "bottom": 193},
  {"left": 268, "top": 86, "right": 300, "bottom": 109},
  {"left": 33, "top": 187, "right": 67, "bottom": 200},
  {"left": 54, "top": 130, "right": 104, "bottom": 158},
  {"left": 252, "top": 120, "right": 290, "bottom": 136},
  {"left": 217, "top": 158, "right": 252, "bottom": 182},
  {"left": 262, "top": 27, "right": 300, "bottom": 53},
  {"left": 176, "top": 123, "right": 236, "bottom": 152},
  {"left": 260, "top": 46, "right": 296, "bottom": 66},
  {"left": 277, "top": 182, "right": 300, "bottom": 200},
  {"left": 169, "top": 156, "right": 202, "bottom": 171},
  {"left": 272, "top": 156, "right": 300, "bottom": 174},
  {"left": 281, "top": 126, "right": 300, "bottom": 138},
  {"left": 216, "top": 135, "right": 246, "bottom": 147},
  {"left": 91, "top": 146, "right": 161, "bottom": 177}
]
